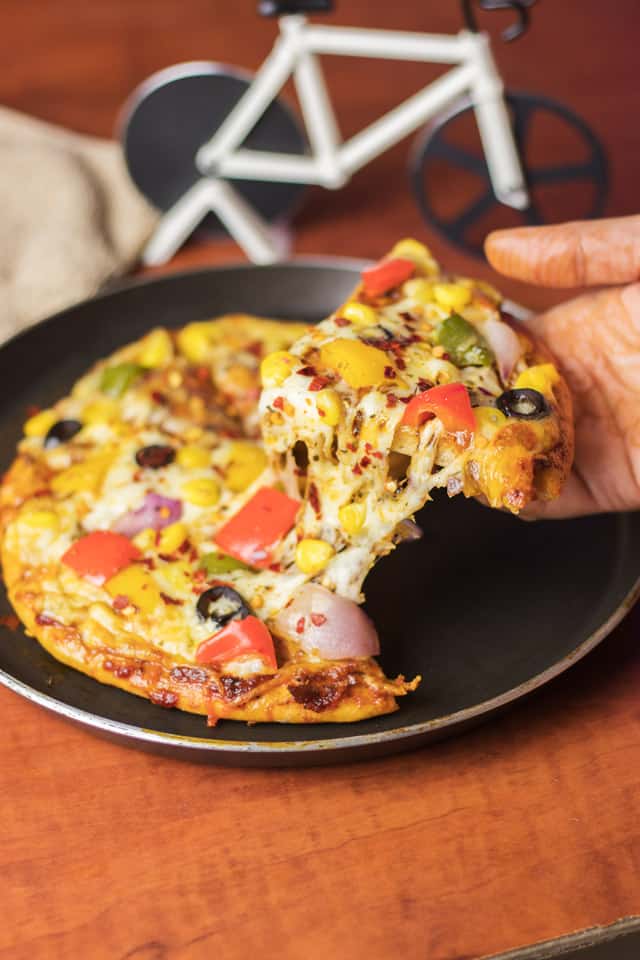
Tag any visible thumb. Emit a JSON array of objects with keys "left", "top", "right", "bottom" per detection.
[{"left": 485, "top": 216, "right": 640, "bottom": 288}]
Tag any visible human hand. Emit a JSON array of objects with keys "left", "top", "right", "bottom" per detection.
[{"left": 485, "top": 216, "right": 640, "bottom": 518}]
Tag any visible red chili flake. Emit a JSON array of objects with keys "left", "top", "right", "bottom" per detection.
[
  {"left": 192, "top": 585, "right": 207, "bottom": 595},
  {"left": 298, "top": 365, "right": 317, "bottom": 377},
  {"left": 360, "top": 456, "right": 371, "bottom": 468},
  {"left": 35, "top": 613, "right": 64, "bottom": 627},
  {"left": 399, "top": 311, "right": 415, "bottom": 323},
  {"left": 373, "top": 451, "right": 384, "bottom": 460},
  {"left": 25, "top": 404, "right": 41, "bottom": 418},
  {"left": 112, "top": 594, "right": 131, "bottom": 612},
  {"left": 310, "top": 613, "right": 327, "bottom": 627},
  {"left": 273, "top": 396, "right": 285, "bottom": 411},
  {"left": 151, "top": 391, "right": 167, "bottom": 404},
  {"left": 137, "top": 557, "right": 155, "bottom": 570},
  {"left": 308, "top": 482, "right": 321, "bottom": 515},
  {"left": 386, "top": 394, "right": 399, "bottom": 408},
  {"left": 296, "top": 617, "right": 306, "bottom": 634},
  {"left": 188, "top": 548, "right": 198, "bottom": 563},
  {"left": 196, "top": 366, "right": 210, "bottom": 382},
  {"left": 442, "top": 352, "right": 450, "bottom": 361},
  {"left": 179, "top": 540, "right": 191, "bottom": 555},
  {"left": 194, "top": 568, "right": 206, "bottom": 583},
  {"left": 352, "top": 464, "right": 363, "bottom": 476},
  {"left": 132, "top": 469, "right": 144, "bottom": 483},
  {"left": 0, "top": 614, "right": 19, "bottom": 630},
  {"left": 346, "top": 442, "right": 357, "bottom": 452},
  {"left": 384, "top": 366, "right": 396, "bottom": 379},
  {"left": 309, "top": 376, "right": 330, "bottom": 392},
  {"left": 396, "top": 357, "right": 406, "bottom": 370},
  {"left": 160, "top": 592, "right": 184, "bottom": 606},
  {"left": 364, "top": 442, "right": 373, "bottom": 453},
  {"left": 399, "top": 396, "right": 412, "bottom": 404},
  {"left": 150, "top": 689, "right": 179, "bottom": 709},
  {"left": 318, "top": 408, "right": 326, "bottom": 417},
  {"left": 335, "top": 317, "right": 350, "bottom": 327},
  {"left": 417, "top": 379, "right": 431, "bottom": 391},
  {"left": 269, "top": 562, "right": 283, "bottom": 573},
  {"left": 31, "top": 488, "right": 52, "bottom": 499},
  {"left": 246, "top": 340, "right": 263, "bottom": 357}
]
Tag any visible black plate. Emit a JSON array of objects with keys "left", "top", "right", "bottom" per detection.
[{"left": 0, "top": 262, "right": 638, "bottom": 766}]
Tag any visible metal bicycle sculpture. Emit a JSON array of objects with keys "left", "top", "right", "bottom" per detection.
[{"left": 121, "top": 0, "right": 608, "bottom": 263}]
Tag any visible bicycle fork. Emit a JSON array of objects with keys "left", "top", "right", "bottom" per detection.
[{"left": 467, "top": 31, "right": 529, "bottom": 210}]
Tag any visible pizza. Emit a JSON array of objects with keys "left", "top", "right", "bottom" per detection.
[{"left": 0, "top": 239, "right": 573, "bottom": 726}]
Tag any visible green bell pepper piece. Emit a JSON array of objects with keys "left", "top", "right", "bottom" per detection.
[
  {"left": 434, "top": 313, "right": 493, "bottom": 367},
  {"left": 99, "top": 363, "right": 145, "bottom": 398},
  {"left": 200, "top": 552, "right": 250, "bottom": 576}
]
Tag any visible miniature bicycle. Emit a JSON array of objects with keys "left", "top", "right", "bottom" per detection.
[{"left": 121, "top": 0, "right": 607, "bottom": 264}]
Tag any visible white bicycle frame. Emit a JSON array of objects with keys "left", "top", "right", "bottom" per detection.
[{"left": 144, "top": 14, "right": 529, "bottom": 266}]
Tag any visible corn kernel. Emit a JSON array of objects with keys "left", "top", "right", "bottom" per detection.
[
  {"left": 24, "top": 409, "right": 57, "bottom": 438},
  {"left": 403, "top": 278, "right": 434, "bottom": 304},
  {"left": 260, "top": 350, "right": 296, "bottom": 388},
  {"left": 338, "top": 503, "right": 366, "bottom": 535},
  {"left": 176, "top": 445, "right": 211, "bottom": 469},
  {"left": 433, "top": 283, "right": 472, "bottom": 312},
  {"left": 133, "top": 528, "right": 157, "bottom": 552},
  {"left": 225, "top": 442, "right": 268, "bottom": 493},
  {"left": 474, "top": 406, "right": 507, "bottom": 440},
  {"left": 391, "top": 238, "right": 439, "bottom": 277},
  {"left": 340, "top": 302, "right": 378, "bottom": 327},
  {"left": 82, "top": 398, "right": 120, "bottom": 425},
  {"left": 181, "top": 477, "right": 220, "bottom": 507},
  {"left": 20, "top": 509, "right": 59, "bottom": 531},
  {"left": 158, "top": 522, "right": 188, "bottom": 554},
  {"left": 138, "top": 328, "right": 173, "bottom": 368},
  {"left": 319, "top": 339, "right": 390, "bottom": 390},
  {"left": 315, "top": 389, "right": 342, "bottom": 426},
  {"left": 515, "top": 363, "right": 560, "bottom": 396},
  {"left": 105, "top": 564, "right": 160, "bottom": 615},
  {"left": 295, "top": 538, "right": 335, "bottom": 575}
]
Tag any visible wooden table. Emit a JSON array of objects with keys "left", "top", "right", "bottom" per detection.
[{"left": 1, "top": 2, "right": 639, "bottom": 958}]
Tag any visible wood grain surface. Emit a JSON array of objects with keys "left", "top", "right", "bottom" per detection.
[{"left": 1, "top": 2, "right": 639, "bottom": 959}]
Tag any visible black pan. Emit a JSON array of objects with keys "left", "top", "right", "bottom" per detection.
[{"left": 0, "top": 261, "right": 638, "bottom": 766}]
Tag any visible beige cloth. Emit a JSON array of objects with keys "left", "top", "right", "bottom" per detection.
[{"left": 0, "top": 106, "right": 159, "bottom": 342}]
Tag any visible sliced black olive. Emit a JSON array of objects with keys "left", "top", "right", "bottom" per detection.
[
  {"left": 196, "top": 586, "right": 252, "bottom": 630},
  {"left": 44, "top": 419, "right": 83, "bottom": 448},
  {"left": 497, "top": 388, "right": 549, "bottom": 420},
  {"left": 135, "top": 444, "right": 176, "bottom": 469}
]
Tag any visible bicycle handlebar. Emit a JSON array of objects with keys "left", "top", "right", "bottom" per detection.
[{"left": 461, "top": 0, "right": 536, "bottom": 42}]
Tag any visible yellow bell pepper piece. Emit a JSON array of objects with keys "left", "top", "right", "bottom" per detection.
[
  {"left": 391, "top": 238, "right": 439, "bottom": 277},
  {"left": 225, "top": 442, "right": 268, "bottom": 493},
  {"left": 24, "top": 409, "right": 57, "bottom": 438},
  {"left": 319, "top": 339, "right": 390, "bottom": 390},
  {"left": 295, "top": 538, "right": 335, "bottom": 575},
  {"left": 105, "top": 564, "right": 160, "bottom": 614},
  {"left": 515, "top": 363, "right": 560, "bottom": 396},
  {"left": 138, "top": 328, "right": 173, "bottom": 368},
  {"left": 260, "top": 350, "right": 296, "bottom": 388},
  {"left": 433, "top": 283, "right": 472, "bottom": 312},
  {"left": 82, "top": 397, "right": 120, "bottom": 425},
  {"left": 315, "top": 389, "right": 342, "bottom": 426},
  {"left": 181, "top": 477, "right": 220, "bottom": 507},
  {"left": 176, "top": 322, "right": 216, "bottom": 363},
  {"left": 51, "top": 452, "right": 114, "bottom": 496},
  {"left": 340, "top": 302, "right": 378, "bottom": 327},
  {"left": 338, "top": 503, "right": 366, "bottom": 535},
  {"left": 176, "top": 445, "right": 211, "bottom": 469},
  {"left": 157, "top": 522, "right": 188, "bottom": 554}
]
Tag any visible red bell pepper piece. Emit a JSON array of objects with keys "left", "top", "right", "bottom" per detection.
[
  {"left": 401, "top": 383, "right": 475, "bottom": 436},
  {"left": 213, "top": 486, "right": 300, "bottom": 569},
  {"left": 195, "top": 616, "right": 277, "bottom": 670},
  {"left": 61, "top": 531, "right": 141, "bottom": 585},
  {"left": 361, "top": 257, "right": 415, "bottom": 297}
]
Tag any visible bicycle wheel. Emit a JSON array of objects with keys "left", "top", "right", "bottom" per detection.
[
  {"left": 119, "top": 62, "right": 308, "bottom": 235},
  {"left": 410, "top": 91, "right": 608, "bottom": 257}
]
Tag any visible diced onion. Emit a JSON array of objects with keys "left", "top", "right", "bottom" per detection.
[
  {"left": 481, "top": 317, "right": 522, "bottom": 384},
  {"left": 272, "top": 582, "right": 380, "bottom": 659},
  {"left": 113, "top": 493, "right": 182, "bottom": 538}
]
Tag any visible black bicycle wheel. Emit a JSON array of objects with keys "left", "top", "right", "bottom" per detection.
[
  {"left": 119, "top": 62, "right": 308, "bottom": 235},
  {"left": 410, "top": 91, "right": 608, "bottom": 257}
]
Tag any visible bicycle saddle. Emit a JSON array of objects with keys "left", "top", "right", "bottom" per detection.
[{"left": 258, "top": 0, "right": 333, "bottom": 16}]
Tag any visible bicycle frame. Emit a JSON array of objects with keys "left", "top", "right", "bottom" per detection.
[{"left": 144, "top": 15, "right": 528, "bottom": 265}]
